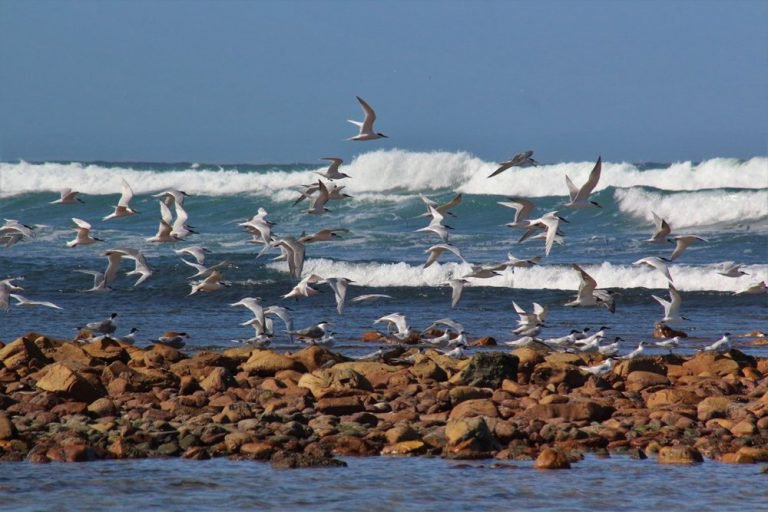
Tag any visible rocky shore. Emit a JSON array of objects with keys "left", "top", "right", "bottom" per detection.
[{"left": 1, "top": 332, "right": 767, "bottom": 469}]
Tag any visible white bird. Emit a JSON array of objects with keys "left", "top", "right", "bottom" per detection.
[
  {"left": 271, "top": 237, "right": 306, "bottom": 280},
  {"left": 655, "top": 336, "right": 680, "bottom": 352},
  {"left": 564, "top": 156, "right": 602, "bottom": 208},
  {"left": 423, "top": 318, "right": 465, "bottom": 334},
  {"left": 171, "top": 202, "right": 197, "bottom": 239},
  {"left": 103, "top": 179, "right": 138, "bottom": 220},
  {"left": 424, "top": 243, "right": 465, "bottom": 269},
  {"left": 487, "top": 150, "right": 539, "bottom": 178},
  {"left": 231, "top": 297, "right": 266, "bottom": 331},
  {"left": 351, "top": 293, "right": 393, "bottom": 304},
  {"left": 644, "top": 212, "right": 672, "bottom": 243},
  {"left": 113, "top": 327, "right": 139, "bottom": 345},
  {"left": 521, "top": 211, "right": 568, "bottom": 256},
  {"left": 107, "top": 247, "right": 153, "bottom": 286},
  {"left": 83, "top": 313, "right": 119, "bottom": 335},
  {"left": 288, "top": 321, "right": 332, "bottom": 342},
  {"left": 347, "top": 96, "right": 388, "bottom": 141},
  {"left": 9, "top": 293, "right": 62, "bottom": 310},
  {"left": 734, "top": 281, "right": 767, "bottom": 295},
  {"left": 240, "top": 208, "right": 274, "bottom": 244},
  {"left": 416, "top": 205, "right": 453, "bottom": 242},
  {"left": 374, "top": 312, "right": 411, "bottom": 340},
  {"left": 0, "top": 278, "right": 24, "bottom": 311},
  {"left": 152, "top": 188, "right": 189, "bottom": 207},
  {"left": 564, "top": 264, "right": 615, "bottom": 312},
  {"left": 652, "top": 284, "right": 686, "bottom": 324},
  {"left": 634, "top": 256, "right": 674, "bottom": 284},
  {"left": 499, "top": 197, "right": 536, "bottom": 229},
  {"left": 324, "top": 277, "right": 354, "bottom": 314},
  {"left": 299, "top": 228, "right": 349, "bottom": 244},
  {"left": 446, "top": 278, "right": 468, "bottom": 308},
  {"left": 189, "top": 270, "right": 229, "bottom": 295},
  {"left": 598, "top": 338, "right": 621, "bottom": 357},
  {"left": 50, "top": 188, "right": 84, "bottom": 205},
  {"left": 715, "top": 261, "right": 748, "bottom": 278},
  {"left": 462, "top": 265, "right": 503, "bottom": 280},
  {"left": 503, "top": 254, "right": 542, "bottom": 270},
  {"left": 316, "top": 157, "right": 349, "bottom": 180},
  {"left": 282, "top": 274, "right": 323, "bottom": 300},
  {"left": 174, "top": 246, "right": 210, "bottom": 265},
  {"left": 623, "top": 341, "right": 648, "bottom": 360},
  {"left": 702, "top": 333, "right": 731, "bottom": 353},
  {"left": 0, "top": 219, "right": 35, "bottom": 240},
  {"left": 67, "top": 218, "right": 103, "bottom": 248},
  {"left": 305, "top": 181, "right": 331, "bottom": 215},
  {"left": 581, "top": 358, "right": 616, "bottom": 376},
  {"left": 418, "top": 193, "right": 463, "bottom": 219},
  {"left": 502, "top": 336, "right": 539, "bottom": 348},
  {"left": 440, "top": 344, "right": 467, "bottom": 358},
  {"left": 180, "top": 258, "right": 234, "bottom": 279},
  {"left": 669, "top": 235, "right": 707, "bottom": 261},
  {"left": 264, "top": 305, "right": 294, "bottom": 336},
  {"left": 152, "top": 331, "right": 190, "bottom": 349}
]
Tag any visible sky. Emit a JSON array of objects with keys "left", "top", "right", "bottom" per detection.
[{"left": 0, "top": 0, "right": 766, "bottom": 164}]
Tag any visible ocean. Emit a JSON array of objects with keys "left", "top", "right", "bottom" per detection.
[{"left": 0, "top": 150, "right": 766, "bottom": 355}]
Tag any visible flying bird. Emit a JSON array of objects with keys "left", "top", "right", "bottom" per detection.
[
  {"left": 564, "top": 156, "right": 602, "bottom": 208},
  {"left": 347, "top": 96, "right": 388, "bottom": 141},
  {"left": 487, "top": 150, "right": 539, "bottom": 178}
]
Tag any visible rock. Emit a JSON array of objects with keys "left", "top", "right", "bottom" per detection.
[
  {"left": 242, "top": 350, "right": 304, "bottom": 376},
  {"left": 385, "top": 424, "right": 420, "bottom": 445},
  {"left": 410, "top": 357, "right": 448, "bottom": 382},
  {"left": 35, "top": 362, "right": 104, "bottom": 403},
  {"left": 534, "top": 447, "right": 571, "bottom": 469},
  {"left": 52, "top": 343, "right": 97, "bottom": 367},
  {"left": 468, "top": 336, "right": 496, "bottom": 347},
  {"left": 81, "top": 338, "right": 128, "bottom": 362},
  {"left": 0, "top": 336, "right": 48, "bottom": 369},
  {"left": 87, "top": 397, "right": 116, "bottom": 417},
  {"left": 0, "top": 413, "right": 16, "bottom": 440},
  {"left": 736, "top": 447, "right": 768, "bottom": 462},
  {"left": 240, "top": 441, "right": 274, "bottom": 460},
  {"left": 645, "top": 388, "right": 701, "bottom": 409},
  {"left": 626, "top": 371, "right": 670, "bottom": 392},
  {"left": 270, "top": 451, "right": 347, "bottom": 469},
  {"left": 458, "top": 352, "right": 518, "bottom": 388},
  {"left": 170, "top": 352, "right": 237, "bottom": 379},
  {"left": 683, "top": 352, "right": 740, "bottom": 377},
  {"left": 291, "top": 345, "right": 347, "bottom": 372},
  {"left": 444, "top": 416, "right": 500, "bottom": 458},
  {"left": 449, "top": 386, "right": 492, "bottom": 405},
  {"left": 720, "top": 451, "right": 755, "bottom": 464},
  {"left": 696, "top": 396, "right": 734, "bottom": 421},
  {"left": 199, "top": 367, "right": 231, "bottom": 393},
  {"left": 381, "top": 440, "right": 426, "bottom": 455},
  {"left": 730, "top": 419, "right": 756, "bottom": 437},
  {"left": 298, "top": 367, "right": 372, "bottom": 399},
  {"left": 654, "top": 322, "right": 687, "bottom": 339},
  {"left": 315, "top": 396, "right": 365, "bottom": 416},
  {"left": 530, "top": 363, "right": 587, "bottom": 388},
  {"left": 657, "top": 445, "right": 703, "bottom": 464},
  {"left": 332, "top": 361, "right": 401, "bottom": 378},
  {"left": 449, "top": 398, "right": 499, "bottom": 420},
  {"left": 614, "top": 358, "right": 667, "bottom": 377},
  {"left": 360, "top": 331, "right": 385, "bottom": 343},
  {"left": 522, "top": 400, "right": 614, "bottom": 423}
]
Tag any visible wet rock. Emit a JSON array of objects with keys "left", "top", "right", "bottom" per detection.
[
  {"left": 534, "top": 447, "right": 571, "bottom": 469},
  {"left": 444, "top": 416, "right": 500, "bottom": 458},
  {"left": 468, "top": 336, "right": 496, "bottom": 347},
  {"left": 720, "top": 451, "right": 755, "bottom": 464},
  {"left": 385, "top": 424, "right": 420, "bottom": 445},
  {"left": 459, "top": 352, "right": 518, "bottom": 388},
  {"left": 657, "top": 445, "right": 703, "bottom": 464},
  {"left": 381, "top": 440, "right": 426, "bottom": 455},
  {"left": 240, "top": 441, "right": 274, "bottom": 460},
  {"left": 270, "top": 450, "right": 347, "bottom": 468}
]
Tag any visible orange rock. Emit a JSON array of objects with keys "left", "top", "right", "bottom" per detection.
[
  {"left": 35, "top": 362, "right": 104, "bottom": 403},
  {"left": 534, "top": 447, "right": 571, "bottom": 469},
  {"left": 657, "top": 445, "right": 703, "bottom": 464},
  {"left": 626, "top": 371, "right": 670, "bottom": 392},
  {"left": 381, "top": 440, "right": 426, "bottom": 456},
  {"left": 730, "top": 419, "right": 756, "bottom": 437},
  {"left": 720, "top": 451, "right": 755, "bottom": 464},
  {"left": 449, "top": 398, "right": 499, "bottom": 420}
]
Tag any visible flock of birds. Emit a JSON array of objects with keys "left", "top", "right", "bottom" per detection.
[{"left": 1, "top": 96, "right": 766, "bottom": 368}]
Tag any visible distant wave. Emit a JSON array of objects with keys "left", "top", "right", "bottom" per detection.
[
  {"left": 267, "top": 258, "right": 767, "bottom": 292},
  {"left": 1, "top": 151, "right": 765, "bottom": 199}
]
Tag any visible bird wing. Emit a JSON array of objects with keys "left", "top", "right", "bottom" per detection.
[
  {"left": 356, "top": 96, "right": 376, "bottom": 133},
  {"left": 576, "top": 156, "right": 602, "bottom": 201},
  {"left": 573, "top": 264, "right": 597, "bottom": 298},
  {"left": 118, "top": 179, "right": 135, "bottom": 207}
]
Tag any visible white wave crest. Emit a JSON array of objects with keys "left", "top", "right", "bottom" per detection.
[
  {"left": 615, "top": 188, "right": 768, "bottom": 229},
  {"left": 267, "top": 258, "right": 767, "bottom": 292}
]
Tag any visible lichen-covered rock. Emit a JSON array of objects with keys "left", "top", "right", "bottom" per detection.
[{"left": 458, "top": 352, "right": 518, "bottom": 388}]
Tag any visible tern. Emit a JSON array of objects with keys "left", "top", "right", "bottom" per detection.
[
  {"left": 82, "top": 313, "right": 118, "bottom": 335},
  {"left": 272, "top": 237, "right": 305, "bottom": 280},
  {"left": 439, "top": 344, "right": 468, "bottom": 358},
  {"left": 0, "top": 278, "right": 24, "bottom": 311},
  {"left": 374, "top": 312, "right": 411, "bottom": 340},
  {"left": 107, "top": 247, "right": 153, "bottom": 286},
  {"left": 288, "top": 321, "right": 332, "bottom": 342},
  {"left": 423, "top": 243, "right": 466, "bottom": 269},
  {"left": 734, "top": 281, "right": 767, "bottom": 295},
  {"left": 581, "top": 358, "right": 616, "bottom": 376},
  {"left": 655, "top": 336, "right": 680, "bottom": 352},
  {"left": 171, "top": 202, "right": 197, "bottom": 239},
  {"left": 564, "top": 156, "right": 602, "bottom": 208},
  {"left": 181, "top": 258, "right": 234, "bottom": 279},
  {"left": 103, "top": 179, "right": 138, "bottom": 220},
  {"left": 189, "top": 270, "right": 229, "bottom": 295},
  {"left": 499, "top": 198, "right": 536, "bottom": 229},
  {"left": 152, "top": 189, "right": 189, "bottom": 207},
  {"left": 446, "top": 278, "right": 469, "bottom": 308},
  {"left": 51, "top": 188, "right": 84, "bottom": 205},
  {"left": 316, "top": 157, "right": 350, "bottom": 180},
  {"left": 264, "top": 305, "right": 294, "bottom": 336},
  {"left": 652, "top": 284, "right": 687, "bottom": 324},
  {"left": 644, "top": 212, "right": 672, "bottom": 243},
  {"left": 633, "top": 256, "right": 674, "bottom": 284},
  {"left": 174, "top": 246, "right": 211, "bottom": 265},
  {"left": 0, "top": 219, "right": 35, "bottom": 239},
  {"left": 299, "top": 228, "right": 349, "bottom": 244},
  {"left": 347, "top": 96, "right": 387, "bottom": 141},
  {"left": 66, "top": 218, "right": 104, "bottom": 248},
  {"left": 416, "top": 205, "right": 453, "bottom": 242},
  {"left": 623, "top": 341, "right": 648, "bottom": 360},
  {"left": 487, "top": 150, "right": 539, "bottom": 178},
  {"left": 305, "top": 180, "right": 331, "bottom": 214},
  {"left": 418, "top": 193, "right": 463, "bottom": 219},
  {"left": 520, "top": 211, "right": 568, "bottom": 256},
  {"left": 423, "top": 318, "right": 465, "bottom": 334},
  {"left": 351, "top": 294, "right": 393, "bottom": 303},
  {"left": 282, "top": 274, "right": 323, "bottom": 299},
  {"left": 564, "top": 264, "right": 615, "bottom": 312},
  {"left": 9, "top": 293, "right": 63, "bottom": 310},
  {"left": 231, "top": 297, "right": 266, "bottom": 331},
  {"left": 152, "top": 331, "right": 189, "bottom": 349},
  {"left": 324, "top": 277, "right": 354, "bottom": 314},
  {"left": 702, "top": 333, "right": 731, "bottom": 353},
  {"left": 669, "top": 235, "right": 707, "bottom": 261},
  {"left": 715, "top": 261, "right": 748, "bottom": 278}
]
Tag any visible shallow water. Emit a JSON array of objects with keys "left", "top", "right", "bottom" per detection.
[{"left": 0, "top": 455, "right": 766, "bottom": 511}]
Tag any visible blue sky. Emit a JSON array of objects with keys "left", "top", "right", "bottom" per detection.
[{"left": 1, "top": 0, "right": 766, "bottom": 164}]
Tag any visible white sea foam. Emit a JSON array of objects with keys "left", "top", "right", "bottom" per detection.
[
  {"left": 615, "top": 188, "right": 768, "bottom": 229},
  {"left": 1, "top": 152, "right": 765, "bottom": 199},
  {"left": 266, "top": 258, "right": 767, "bottom": 292}
]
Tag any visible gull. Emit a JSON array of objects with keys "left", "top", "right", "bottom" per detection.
[
  {"left": 174, "top": 246, "right": 210, "bottom": 265},
  {"left": 171, "top": 202, "right": 197, "bottom": 239},
  {"left": 107, "top": 247, "right": 153, "bottom": 286},
  {"left": 669, "top": 235, "right": 707, "bottom": 261},
  {"left": 316, "top": 157, "right": 350, "bottom": 180},
  {"left": 581, "top": 358, "right": 616, "bottom": 376},
  {"left": 347, "top": 96, "right": 388, "bottom": 141},
  {"left": 564, "top": 265, "right": 615, "bottom": 311},
  {"left": 623, "top": 341, "right": 648, "bottom": 360},
  {"left": 82, "top": 313, "right": 118, "bottom": 335},
  {"left": 416, "top": 205, "right": 453, "bottom": 242},
  {"left": 423, "top": 318, "right": 465, "bottom": 334},
  {"left": 374, "top": 312, "right": 411, "bottom": 340},
  {"left": 564, "top": 156, "right": 602, "bottom": 208},
  {"left": 9, "top": 293, "right": 62, "bottom": 310},
  {"left": 231, "top": 297, "right": 266, "bottom": 331},
  {"left": 288, "top": 321, "right": 332, "bottom": 342},
  {"left": 655, "top": 336, "right": 680, "bottom": 352},
  {"left": 152, "top": 188, "right": 189, "bottom": 207},
  {"left": 103, "top": 179, "right": 138, "bottom": 220},
  {"left": 418, "top": 193, "right": 463, "bottom": 219},
  {"left": 716, "top": 261, "right": 748, "bottom": 278},
  {"left": 633, "top": 256, "right": 674, "bottom": 284},
  {"left": 323, "top": 277, "right": 354, "bottom": 315},
  {"left": 520, "top": 211, "right": 568, "bottom": 256},
  {"left": 306, "top": 180, "right": 331, "bottom": 214},
  {"left": 50, "top": 188, "right": 84, "bottom": 205},
  {"left": 487, "top": 150, "right": 539, "bottom": 178},
  {"left": 499, "top": 198, "right": 536, "bottom": 229},
  {"left": 0, "top": 278, "right": 24, "bottom": 311},
  {"left": 66, "top": 218, "right": 103, "bottom": 248},
  {"left": 644, "top": 212, "right": 672, "bottom": 243},
  {"left": 189, "top": 270, "right": 229, "bottom": 295},
  {"left": 299, "top": 228, "right": 349, "bottom": 244},
  {"left": 734, "top": 281, "right": 767, "bottom": 295},
  {"left": 152, "top": 331, "right": 190, "bottom": 349},
  {"left": 702, "top": 333, "right": 731, "bottom": 353},
  {"left": 351, "top": 293, "right": 393, "bottom": 304},
  {"left": 423, "top": 243, "right": 465, "bottom": 269},
  {"left": 282, "top": 273, "right": 323, "bottom": 299},
  {"left": 446, "top": 278, "right": 468, "bottom": 308},
  {"left": 652, "top": 284, "right": 686, "bottom": 324}
]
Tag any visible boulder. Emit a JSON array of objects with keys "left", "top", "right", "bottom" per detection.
[
  {"left": 381, "top": 440, "right": 427, "bottom": 456},
  {"left": 51, "top": 343, "right": 97, "bottom": 367},
  {"left": 291, "top": 345, "right": 347, "bottom": 372},
  {"left": 626, "top": 371, "right": 670, "bottom": 392},
  {"left": 242, "top": 350, "right": 304, "bottom": 376},
  {"left": 696, "top": 396, "right": 734, "bottom": 421},
  {"left": 298, "top": 367, "right": 372, "bottom": 399},
  {"left": 35, "top": 362, "right": 104, "bottom": 403},
  {"left": 170, "top": 352, "right": 237, "bottom": 379},
  {"left": 444, "top": 416, "right": 500, "bottom": 458},
  {"left": 315, "top": 396, "right": 365, "bottom": 416},
  {"left": 683, "top": 352, "right": 740, "bottom": 377},
  {"left": 534, "top": 447, "right": 571, "bottom": 469},
  {"left": 530, "top": 363, "right": 587, "bottom": 388},
  {"left": 458, "top": 352, "right": 518, "bottom": 388},
  {"left": 657, "top": 445, "right": 703, "bottom": 464},
  {"left": 645, "top": 388, "right": 701, "bottom": 409},
  {"left": 0, "top": 336, "right": 48, "bottom": 369},
  {"left": 410, "top": 357, "right": 448, "bottom": 382},
  {"left": 81, "top": 338, "right": 128, "bottom": 362},
  {"left": 449, "top": 398, "right": 499, "bottom": 420},
  {"left": 614, "top": 358, "right": 667, "bottom": 377},
  {"left": 522, "top": 399, "right": 614, "bottom": 422},
  {"left": 0, "top": 413, "right": 16, "bottom": 440}
]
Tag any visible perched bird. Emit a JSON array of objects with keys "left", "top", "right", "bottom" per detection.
[
  {"left": 316, "top": 157, "right": 350, "bottom": 180},
  {"left": 702, "top": 333, "right": 731, "bottom": 353},
  {"left": 51, "top": 188, "right": 84, "bottom": 205},
  {"left": 113, "top": 327, "right": 139, "bottom": 345},
  {"left": 288, "top": 321, "right": 332, "bottom": 342},
  {"left": 564, "top": 156, "right": 602, "bottom": 208},
  {"left": 581, "top": 358, "right": 616, "bottom": 376},
  {"left": 347, "top": 96, "right": 387, "bottom": 141},
  {"left": 82, "top": 313, "right": 118, "bottom": 335},
  {"left": 623, "top": 341, "right": 648, "bottom": 360},
  {"left": 655, "top": 336, "right": 680, "bottom": 352},
  {"left": 669, "top": 235, "right": 707, "bottom": 261},
  {"left": 152, "top": 332, "right": 189, "bottom": 349},
  {"left": 487, "top": 150, "right": 539, "bottom": 178},
  {"left": 103, "top": 179, "right": 138, "bottom": 220}
]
